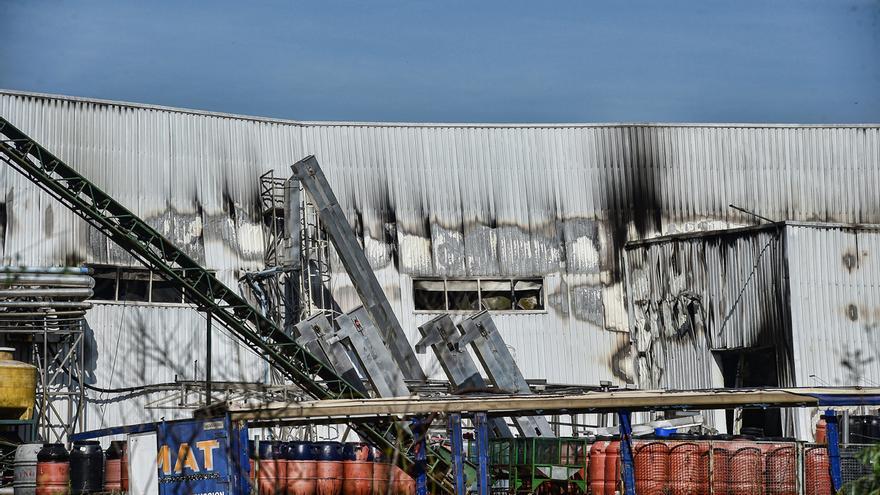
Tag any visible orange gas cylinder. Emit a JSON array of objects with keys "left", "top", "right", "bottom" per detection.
[
  {"left": 342, "top": 443, "right": 373, "bottom": 495},
  {"left": 36, "top": 444, "right": 69, "bottom": 495},
  {"left": 634, "top": 440, "right": 669, "bottom": 495},
  {"left": 765, "top": 443, "right": 796, "bottom": 495},
  {"left": 119, "top": 442, "right": 129, "bottom": 492},
  {"left": 104, "top": 441, "right": 125, "bottom": 493},
  {"left": 371, "top": 448, "right": 390, "bottom": 495},
  {"left": 286, "top": 442, "right": 318, "bottom": 495},
  {"left": 588, "top": 439, "right": 609, "bottom": 495},
  {"left": 390, "top": 466, "right": 415, "bottom": 495},
  {"left": 315, "top": 442, "right": 343, "bottom": 495},
  {"left": 258, "top": 441, "right": 287, "bottom": 495},
  {"left": 729, "top": 446, "right": 762, "bottom": 495},
  {"left": 805, "top": 447, "right": 832, "bottom": 495},
  {"left": 815, "top": 418, "right": 827, "bottom": 444},
  {"left": 603, "top": 439, "right": 620, "bottom": 495},
  {"left": 710, "top": 440, "right": 731, "bottom": 495},
  {"left": 668, "top": 438, "right": 708, "bottom": 495}
]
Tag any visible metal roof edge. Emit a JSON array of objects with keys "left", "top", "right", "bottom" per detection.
[{"left": 3, "top": 88, "right": 880, "bottom": 130}]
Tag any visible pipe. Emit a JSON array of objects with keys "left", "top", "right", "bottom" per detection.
[
  {"left": 0, "top": 310, "right": 87, "bottom": 318},
  {"left": 0, "top": 266, "right": 93, "bottom": 275},
  {"left": 0, "top": 288, "right": 93, "bottom": 298},
  {"left": 0, "top": 300, "right": 92, "bottom": 309},
  {"left": 0, "top": 273, "right": 95, "bottom": 288}
]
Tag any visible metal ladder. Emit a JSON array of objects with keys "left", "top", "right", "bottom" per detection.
[{"left": 0, "top": 116, "right": 452, "bottom": 491}]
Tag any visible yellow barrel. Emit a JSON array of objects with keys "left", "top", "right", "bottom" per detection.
[{"left": 0, "top": 347, "right": 37, "bottom": 420}]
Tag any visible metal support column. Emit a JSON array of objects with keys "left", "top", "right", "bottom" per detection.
[
  {"left": 447, "top": 414, "right": 465, "bottom": 495},
  {"left": 474, "top": 413, "right": 490, "bottom": 495},
  {"left": 411, "top": 417, "right": 428, "bottom": 495},
  {"left": 206, "top": 310, "right": 212, "bottom": 406},
  {"left": 825, "top": 409, "right": 842, "bottom": 492},
  {"left": 617, "top": 410, "right": 636, "bottom": 495}
]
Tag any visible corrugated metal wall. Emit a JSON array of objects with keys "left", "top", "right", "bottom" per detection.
[{"left": 2, "top": 91, "right": 880, "bottom": 432}]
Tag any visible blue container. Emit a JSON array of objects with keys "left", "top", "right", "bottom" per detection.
[
  {"left": 286, "top": 442, "right": 316, "bottom": 461},
  {"left": 156, "top": 417, "right": 249, "bottom": 495},
  {"left": 654, "top": 428, "right": 676, "bottom": 438},
  {"left": 313, "top": 442, "right": 343, "bottom": 461}
]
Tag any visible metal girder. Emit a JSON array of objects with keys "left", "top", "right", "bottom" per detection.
[
  {"left": 416, "top": 315, "right": 513, "bottom": 438},
  {"left": 292, "top": 314, "right": 368, "bottom": 396},
  {"left": 0, "top": 118, "right": 451, "bottom": 492},
  {"left": 456, "top": 311, "right": 555, "bottom": 437},
  {"left": 332, "top": 308, "right": 410, "bottom": 397},
  {"left": 291, "top": 156, "right": 425, "bottom": 382}
]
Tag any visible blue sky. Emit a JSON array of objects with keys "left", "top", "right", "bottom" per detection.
[{"left": 1, "top": 0, "right": 878, "bottom": 123}]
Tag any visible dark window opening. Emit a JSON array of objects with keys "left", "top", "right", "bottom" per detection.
[
  {"left": 413, "top": 280, "right": 446, "bottom": 311},
  {"left": 151, "top": 275, "right": 183, "bottom": 303},
  {"left": 91, "top": 266, "right": 118, "bottom": 301},
  {"left": 117, "top": 270, "right": 150, "bottom": 302},
  {"left": 719, "top": 347, "right": 782, "bottom": 437},
  {"left": 413, "top": 277, "right": 544, "bottom": 312}
]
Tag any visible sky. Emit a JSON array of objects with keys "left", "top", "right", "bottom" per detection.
[{"left": 0, "top": 0, "right": 878, "bottom": 123}]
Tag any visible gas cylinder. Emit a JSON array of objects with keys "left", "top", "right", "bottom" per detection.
[
  {"left": 668, "top": 437, "right": 706, "bottom": 495},
  {"left": 36, "top": 444, "right": 69, "bottom": 495},
  {"left": 103, "top": 441, "right": 125, "bottom": 493},
  {"left": 69, "top": 441, "right": 104, "bottom": 495},
  {"left": 765, "top": 443, "right": 796, "bottom": 495},
  {"left": 710, "top": 440, "right": 731, "bottom": 495},
  {"left": 119, "top": 442, "right": 128, "bottom": 492},
  {"left": 604, "top": 438, "right": 620, "bottom": 495},
  {"left": 729, "top": 446, "right": 762, "bottom": 495},
  {"left": 286, "top": 442, "right": 317, "bottom": 495},
  {"left": 371, "top": 448, "right": 390, "bottom": 495},
  {"left": 342, "top": 443, "right": 373, "bottom": 495},
  {"left": 258, "top": 441, "right": 287, "bottom": 495},
  {"left": 315, "top": 442, "right": 343, "bottom": 495},
  {"left": 634, "top": 440, "right": 669, "bottom": 495},
  {"left": 815, "top": 418, "right": 827, "bottom": 444},
  {"left": 588, "top": 437, "right": 609, "bottom": 495},
  {"left": 805, "top": 447, "right": 832, "bottom": 495}
]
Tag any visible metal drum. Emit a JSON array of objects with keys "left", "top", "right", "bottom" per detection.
[
  {"left": 103, "top": 441, "right": 125, "bottom": 493},
  {"left": 258, "top": 441, "right": 287, "bottom": 495},
  {"left": 805, "top": 447, "right": 832, "bottom": 495},
  {"left": 315, "top": 442, "right": 343, "bottom": 495},
  {"left": 69, "top": 441, "right": 104, "bottom": 495},
  {"left": 13, "top": 443, "right": 42, "bottom": 495},
  {"left": 286, "top": 441, "right": 318, "bottom": 495},
  {"left": 36, "top": 444, "right": 69, "bottom": 495},
  {"left": 342, "top": 443, "right": 373, "bottom": 495},
  {"left": 765, "top": 443, "right": 796, "bottom": 495},
  {"left": 603, "top": 438, "right": 620, "bottom": 495},
  {"left": 729, "top": 446, "right": 762, "bottom": 495},
  {"left": 588, "top": 438, "right": 609, "bottom": 495},
  {"left": 370, "top": 449, "right": 390, "bottom": 495},
  {"left": 634, "top": 440, "right": 669, "bottom": 495}
]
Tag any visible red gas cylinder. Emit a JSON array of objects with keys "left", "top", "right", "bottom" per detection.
[
  {"left": 287, "top": 442, "right": 318, "bottom": 495},
  {"left": 371, "top": 448, "right": 390, "bottom": 495},
  {"left": 765, "top": 444, "right": 796, "bottom": 495},
  {"left": 119, "top": 442, "right": 129, "bottom": 492},
  {"left": 634, "top": 440, "right": 669, "bottom": 495},
  {"left": 36, "top": 443, "right": 69, "bottom": 495},
  {"left": 604, "top": 439, "right": 621, "bottom": 495},
  {"left": 390, "top": 466, "right": 415, "bottom": 495},
  {"left": 104, "top": 441, "right": 126, "bottom": 493},
  {"left": 815, "top": 418, "right": 827, "bottom": 444},
  {"left": 588, "top": 438, "right": 609, "bottom": 495},
  {"left": 342, "top": 443, "right": 373, "bottom": 495},
  {"left": 710, "top": 442, "right": 731, "bottom": 495},
  {"left": 258, "top": 441, "right": 287, "bottom": 495},
  {"left": 315, "top": 442, "right": 344, "bottom": 495},
  {"left": 729, "top": 446, "right": 762, "bottom": 495},
  {"left": 668, "top": 439, "right": 708, "bottom": 495},
  {"left": 805, "top": 447, "right": 832, "bottom": 495}
]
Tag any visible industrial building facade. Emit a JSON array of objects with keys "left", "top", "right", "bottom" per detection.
[{"left": 1, "top": 89, "right": 879, "bottom": 440}]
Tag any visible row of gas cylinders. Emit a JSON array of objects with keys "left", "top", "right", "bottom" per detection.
[
  {"left": 13, "top": 441, "right": 128, "bottom": 495},
  {"left": 251, "top": 441, "right": 415, "bottom": 495},
  {"left": 565, "top": 436, "right": 834, "bottom": 495}
]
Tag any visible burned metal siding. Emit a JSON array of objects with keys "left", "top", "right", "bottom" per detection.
[
  {"left": 625, "top": 226, "right": 790, "bottom": 391},
  {"left": 2, "top": 91, "right": 880, "bottom": 400}
]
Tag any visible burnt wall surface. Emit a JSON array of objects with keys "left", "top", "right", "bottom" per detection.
[{"left": 1, "top": 91, "right": 879, "bottom": 391}]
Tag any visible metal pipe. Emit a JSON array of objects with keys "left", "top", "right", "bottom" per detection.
[
  {"left": 0, "top": 274, "right": 95, "bottom": 288},
  {"left": 0, "top": 288, "right": 93, "bottom": 298},
  {"left": 206, "top": 310, "right": 213, "bottom": 406},
  {"left": 0, "top": 266, "right": 93, "bottom": 275},
  {"left": 0, "top": 301, "right": 92, "bottom": 309}
]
